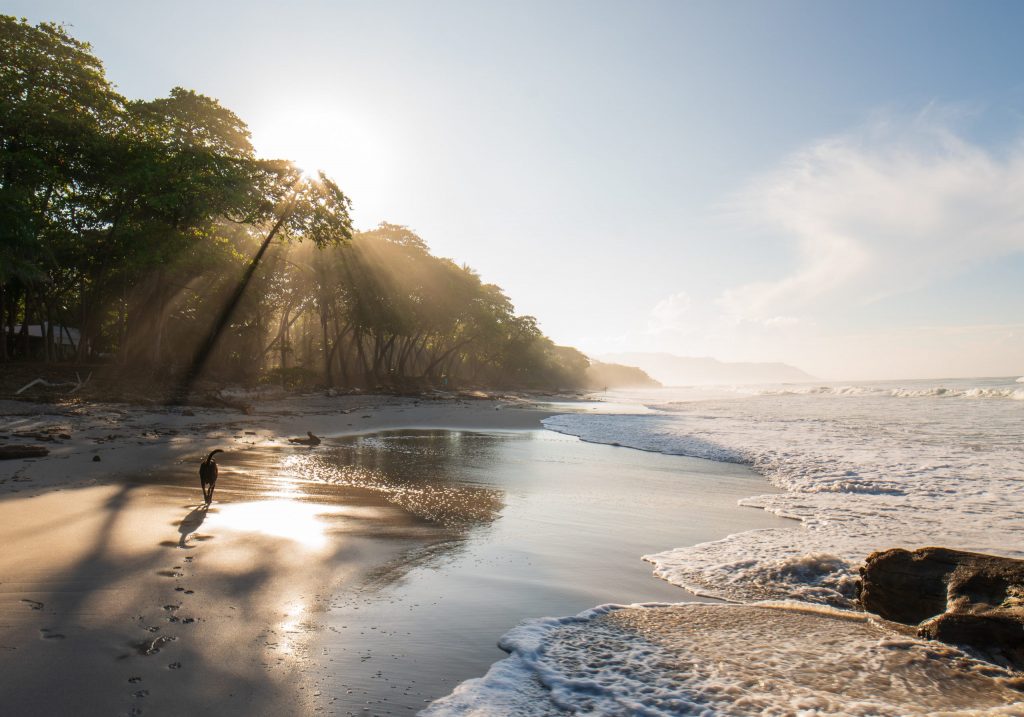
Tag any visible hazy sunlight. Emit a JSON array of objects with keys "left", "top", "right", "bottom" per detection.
[{"left": 249, "top": 104, "right": 393, "bottom": 189}]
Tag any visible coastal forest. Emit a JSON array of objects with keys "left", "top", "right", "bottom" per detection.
[{"left": 0, "top": 17, "right": 647, "bottom": 396}]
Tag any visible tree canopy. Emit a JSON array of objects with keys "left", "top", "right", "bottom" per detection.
[{"left": 0, "top": 16, "right": 592, "bottom": 395}]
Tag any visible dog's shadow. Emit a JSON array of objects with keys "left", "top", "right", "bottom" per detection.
[{"left": 177, "top": 505, "right": 209, "bottom": 547}]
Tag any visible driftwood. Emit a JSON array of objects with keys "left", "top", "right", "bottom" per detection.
[
  {"left": 0, "top": 445, "right": 50, "bottom": 459},
  {"left": 68, "top": 372, "right": 92, "bottom": 394},
  {"left": 15, "top": 372, "right": 92, "bottom": 396}
]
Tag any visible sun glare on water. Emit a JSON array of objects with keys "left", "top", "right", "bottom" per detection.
[{"left": 207, "top": 499, "right": 343, "bottom": 550}]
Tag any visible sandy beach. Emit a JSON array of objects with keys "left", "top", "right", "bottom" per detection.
[{"left": 0, "top": 392, "right": 787, "bottom": 716}]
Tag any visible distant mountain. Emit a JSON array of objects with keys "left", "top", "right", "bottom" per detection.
[{"left": 600, "top": 353, "right": 815, "bottom": 386}]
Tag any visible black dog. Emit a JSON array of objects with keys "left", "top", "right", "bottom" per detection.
[{"left": 199, "top": 449, "right": 224, "bottom": 504}]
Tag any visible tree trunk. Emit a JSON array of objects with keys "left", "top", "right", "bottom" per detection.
[
  {"left": 319, "top": 300, "right": 332, "bottom": 386},
  {"left": 354, "top": 330, "right": 372, "bottom": 386},
  {"left": 151, "top": 272, "right": 167, "bottom": 369},
  {"left": 279, "top": 309, "right": 290, "bottom": 375},
  {"left": 0, "top": 282, "right": 6, "bottom": 361}
]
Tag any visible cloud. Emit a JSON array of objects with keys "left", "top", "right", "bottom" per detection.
[
  {"left": 647, "top": 291, "right": 691, "bottom": 333},
  {"left": 590, "top": 110, "right": 1024, "bottom": 380},
  {"left": 722, "top": 113, "right": 1024, "bottom": 321}
]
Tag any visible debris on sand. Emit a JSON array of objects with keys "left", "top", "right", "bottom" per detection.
[{"left": 0, "top": 445, "right": 49, "bottom": 459}]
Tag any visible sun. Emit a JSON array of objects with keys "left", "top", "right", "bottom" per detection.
[{"left": 249, "top": 104, "right": 392, "bottom": 189}]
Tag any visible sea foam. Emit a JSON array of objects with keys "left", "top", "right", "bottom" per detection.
[
  {"left": 423, "top": 377, "right": 1024, "bottom": 715},
  {"left": 545, "top": 378, "right": 1024, "bottom": 604},
  {"left": 423, "top": 602, "right": 1024, "bottom": 716}
]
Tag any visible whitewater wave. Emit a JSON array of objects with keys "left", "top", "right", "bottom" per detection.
[
  {"left": 543, "top": 382, "right": 1024, "bottom": 605},
  {"left": 745, "top": 384, "right": 1024, "bottom": 399},
  {"left": 423, "top": 380, "right": 1024, "bottom": 716},
  {"left": 422, "top": 602, "right": 1024, "bottom": 717}
]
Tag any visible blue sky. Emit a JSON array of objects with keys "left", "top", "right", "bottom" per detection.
[{"left": 12, "top": 0, "right": 1024, "bottom": 378}]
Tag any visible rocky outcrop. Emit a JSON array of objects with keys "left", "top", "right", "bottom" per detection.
[{"left": 858, "top": 547, "right": 1024, "bottom": 670}]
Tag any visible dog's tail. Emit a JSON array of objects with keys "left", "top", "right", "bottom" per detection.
[{"left": 203, "top": 449, "right": 224, "bottom": 464}]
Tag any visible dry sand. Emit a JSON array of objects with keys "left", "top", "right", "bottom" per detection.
[{"left": 0, "top": 392, "right": 559, "bottom": 717}]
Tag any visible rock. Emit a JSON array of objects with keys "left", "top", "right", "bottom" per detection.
[
  {"left": 0, "top": 445, "right": 50, "bottom": 459},
  {"left": 920, "top": 611, "right": 1024, "bottom": 669},
  {"left": 858, "top": 547, "right": 1024, "bottom": 669},
  {"left": 92, "top": 455, "right": 101, "bottom": 462}
]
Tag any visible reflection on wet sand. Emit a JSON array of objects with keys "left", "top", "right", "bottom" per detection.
[
  {"left": 313, "top": 430, "right": 795, "bottom": 715},
  {"left": 141, "top": 429, "right": 794, "bottom": 716},
  {"left": 147, "top": 430, "right": 510, "bottom": 582},
  {"left": 294, "top": 431, "right": 507, "bottom": 528}
]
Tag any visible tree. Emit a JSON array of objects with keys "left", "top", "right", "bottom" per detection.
[{"left": 0, "top": 15, "right": 120, "bottom": 361}]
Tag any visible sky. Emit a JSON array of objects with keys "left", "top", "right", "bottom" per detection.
[{"left": 11, "top": 0, "right": 1024, "bottom": 380}]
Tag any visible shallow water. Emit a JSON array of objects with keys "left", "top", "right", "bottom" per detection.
[
  {"left": 438, "top": 379, "right": 1024, "bottom": 716},
  {"left": 299, "top": 429, "right": 792, "bottom": 715}
]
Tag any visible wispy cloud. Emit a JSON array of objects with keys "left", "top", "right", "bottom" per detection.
[
  {"left": 590, "top": 110, "right": 1024, "bottom": 379},
  {"left": 647, "top": 291, "right": 691, "bottom": 333},
  {"left": 721, "top": 112, "right": 1024, "bottom": 321}
]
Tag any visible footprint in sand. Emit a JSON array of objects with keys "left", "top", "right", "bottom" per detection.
[
  {"left": 20, "top": 599, "right": 43, "bottom": 610},
  {"left": 138, "top": 635, "right": 176, "bottom": 656},
  {"left": 128, "top": 677, "right": 142, "bottom": 684},
  {"left": 162, "top": 605, "right": 180, "bottom": 612},
  {"left": 168, "top": 662, "right": 182, "bottom": 670},
  {"left": 157, "top": 570, "right": 184, "bottom": 578},
  {"left": 39, "top": 628, "right": 65, "bottom": 640},
  {"left": 132, "top": 690, "right": 149, "bottom": 698}
]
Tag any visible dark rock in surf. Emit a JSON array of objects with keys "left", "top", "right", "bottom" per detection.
[{"left": 857, "top": 547, "right": 1024, "bottom": 669}]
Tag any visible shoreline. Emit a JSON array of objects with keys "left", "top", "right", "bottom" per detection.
[{"left": 0, "top": 392, "right": 789, "bottom": 715}]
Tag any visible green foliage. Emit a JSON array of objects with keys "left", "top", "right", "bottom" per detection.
[
  {"left": 0, "top": 17, "right": 586, "bottom": 391},
  {"left": 0, "top": 15, "right": 118, "bottom": 280}
]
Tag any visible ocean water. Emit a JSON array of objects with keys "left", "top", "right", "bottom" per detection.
[{"left": 423, "top": 376, "right": 1024, "bottom": 715}]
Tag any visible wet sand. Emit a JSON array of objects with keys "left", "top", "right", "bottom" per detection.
[
  {"left": 306, "top": 430, "right": 791, "bottom": 715},
  {"left": 0, "top": 394, "right": 789, "bottom": 716}
]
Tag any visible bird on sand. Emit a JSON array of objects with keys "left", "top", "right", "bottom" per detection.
[
  {"left": 199, "top": 449, "right": 223, "bottom": 504},
  {"left": 288, "top": 431, "right": 321, "bottom": 446}
]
